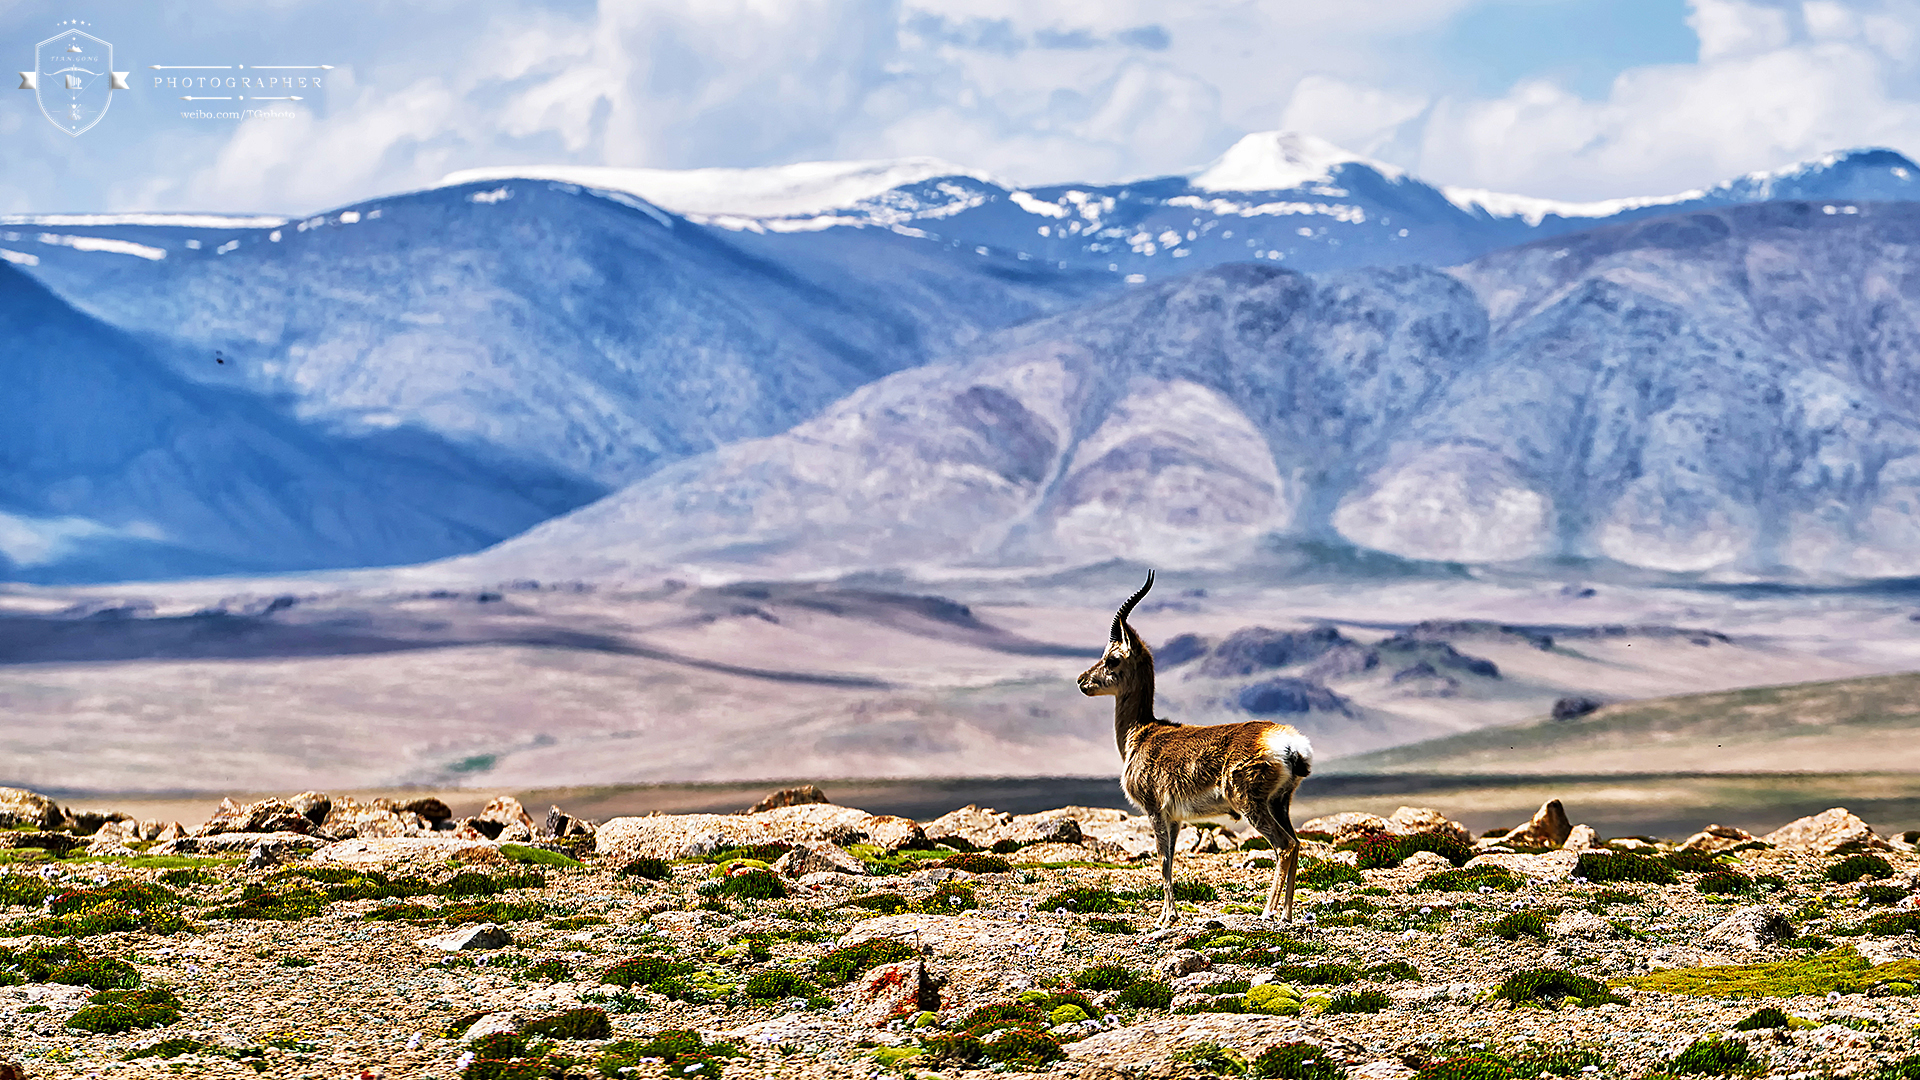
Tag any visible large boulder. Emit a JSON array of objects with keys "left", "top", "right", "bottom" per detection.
[
  {"left": 310, "top": 836, "right": 502, "bottom": 867},
  {"left": 597, "top": 803, "right": 906, "bottom": 860},
  {"left": 0, "top": 787, "right": 65, "bottom": 831},
  {"left": 155, "top": 831, "right": 327, "bottom": 855},
  {"left": 1762, "top": 808, "right": 1892, "bottom": 855},
  {"left": 1498, "top": 799, "right": 1572, "bottom": 848},
  {"left": 851, "top": 959, "right": 942, "bottom": 1027}
]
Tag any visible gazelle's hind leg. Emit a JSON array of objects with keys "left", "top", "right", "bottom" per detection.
[
  {"left": 1244, "top": 791, "right": 1300, "bottom": 922},
  {"left": 1149, "top": 813, "right": 1179, "bottom": 928}
]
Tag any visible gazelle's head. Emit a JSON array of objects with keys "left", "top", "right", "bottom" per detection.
[{"left": 1078, "top": 570, "right": 1155, "bottom": 696}]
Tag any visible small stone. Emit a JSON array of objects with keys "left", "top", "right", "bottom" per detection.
[
  {"left": 1155, "top": 950, "right": 1211, "bottom": 979},
  {"left": 746, "top": 785, "right": 831, "bottom": 813},
  {"left": 0, "top": 1060, "right": 31, "bottom": 1080},
  {"left": 424, "top": 923, "right": 513, "bottom": 951},
  {"left": 1547, "top": 911, "right": 1615, "bottom": 940},
  {"left": 1564, "top": 824, "right": 1602, "bottom": 850},
  {"left": 853, "top": 959, "right": 942, "bottom": 1027},
  {"left": 1762, "top": 808, "right": 1891, "bottom": 855},
  {"left": 1701, "top": 905, "right": 1795, "bottom": 950},
  {"left": 772, "top": 842, "right": 868, "bottom": 878},
  {"left": 1500, "top": 799, "right": 1572, "bottom": 847},
  {"left": 1679, "top": 824, "right": 1755, "bottom": 853},
  {"left": 1400, "top": 850, "right": 1454, "bottom": 870},
  {"left": 459, "top": 1012, "right": 520, "bottom": 1041},
  {"left": 244, "top": 840, "right": 303, "bottom": 870}
]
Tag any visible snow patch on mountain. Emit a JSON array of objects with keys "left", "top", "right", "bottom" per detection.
[
  {"left": 1189, "top": 131, "right": 1405, "bottom": 192},
  {"left": 438, "top": 157, "right": 995, "bottom": 219}
]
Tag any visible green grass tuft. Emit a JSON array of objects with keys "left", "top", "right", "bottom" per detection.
[
  {"left": 67, "top": 985, "right": 181, "bottom": 1034},
  {"left": 1825, "top": 854, "right": 1894, "bottom": 884}
]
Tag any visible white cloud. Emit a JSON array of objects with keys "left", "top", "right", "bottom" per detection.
[{"left": 66, "top": 0, "right": 1920, "bottom": 215}]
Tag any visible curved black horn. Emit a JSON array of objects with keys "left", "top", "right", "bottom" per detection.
[{"left": 1110, "top": 570, "right": 1156, "bottom": 642}]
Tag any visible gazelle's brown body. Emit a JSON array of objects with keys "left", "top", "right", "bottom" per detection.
[{"left": 1079, "top": 572, "right": 1313, "bottom": 927}]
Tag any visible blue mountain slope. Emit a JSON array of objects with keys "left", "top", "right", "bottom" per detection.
[
  {"left": 25, "top": 181, "right": 1112, "bottom": 490},
  {"left": 0, "top": 262, "right": 597, "bottom": 583},
  {"left": 464, "top": 201, "right": 1920, "bottom": 582}
]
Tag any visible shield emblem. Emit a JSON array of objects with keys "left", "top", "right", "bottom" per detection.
[{"left": 30, "top": 29, "right": 122, "bottom": 136}]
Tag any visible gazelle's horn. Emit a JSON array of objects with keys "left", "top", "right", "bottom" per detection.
[{"left": 1110, "top": 570, "right": 1155, "bottom": 643}]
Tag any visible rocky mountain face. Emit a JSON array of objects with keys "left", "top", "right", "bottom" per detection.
[{"left": 466, "top": 201, "right": 1920, "bottom": 580}]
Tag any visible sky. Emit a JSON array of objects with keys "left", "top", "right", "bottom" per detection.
[{"left": 3, "top": 0, "right": 1919, "bottom": 215}]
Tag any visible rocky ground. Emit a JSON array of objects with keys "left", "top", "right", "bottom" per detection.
[{"left": 0, "top": 786, "right": 1918, "bottom": 1080}]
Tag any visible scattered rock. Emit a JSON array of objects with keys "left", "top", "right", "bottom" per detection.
[
  {"left": 1154, "top": 950, "right": 1211, "bottom": 979},
  {"left": 196, "top": 797, "right": 317, "bottom": 837},
  {"left": 423, "top": 923, "right": 514, "bottom": 952},
  {"left": 852, "top": 959, "right": 942, "bottom": 1027},
  {"left": 1499, "top": 799, "right": 1573, "bottom": 848},
  {"left": 1299, "top": 811, "right": 1389, "bottom": 841},
  {"left": 245, "top": 839, "right": 303, "bottom": 870},
  {"left": 1065, "top": 1015, "right": 1359, "bottom": 1072},
  {"left": 479, "top": 795, "right": 537, "bottom": 832},
  {"left": 401, "top": 797, "right": 453, "bottom": 826},
  {"left": 1564, "top": 824, "right": 1602, "bottom": 850},
  {"left": 1762, "top": 808, "right": 1892, "bottom": 855},
  {"left": 310, "top": 836, "right": 501, "bottom": 867},
  {"left": 1400, "top": 849, "right": 1454, "bottom": 870},
  {"left": 0, "top": 1060, "right": 30, "bottom": 1080},
  {"left": 0, "top": 831, "right": 81, "bottom": 855},
  {"left": 154, "top": 831, "right": 327, "bottom": 856},
  {"left": 63, "top": 809, "right": 128, "bottom": 836},
  {"left": 459, "top": 1012, "right": 521, "bottom": 1042},
  {"left": 1353, "top": 1061, "right": 1418, "bottom": 1080},
  {"left": 771, "top": 842, "right": 868, "bottom": 878},
  {"left": 1463, "top": 849, "right": 1581, "bottom": 881},
  {"left": 1679, "top": 823, "right": 1755, "bottom": 853},
  {"left": 289, "top": 791, "right": 332, "bottom": 828},
  {"left": 921, "top": 804, "right": 1010, "bottom": 847},
  {"left": 597, "top": 803, "right": 910, "bottom": 860},
  {"left": 1701, "top": 905, "right": 1795, "bottom": 950},
  {"left": 837, "top": 914, "right": 1066, "bottom": 958},
  {"left": 0, "top": 787, "right": 64, "bottom": 831},
  {"left": 1548, "top": 911, "right": 1615, "bottom": 940},
  {"left": 1385, "top": 806, "right": 1473, "bottom": 844},
  {"left": 1054, "top": 806, "right": 1158, "bottom": 859},
  {"left": 1176, "top": 827, "right": 1235, "bottom": 855},
  {"left": 745, "top": 785, "right": 831, "bottom": 813}
]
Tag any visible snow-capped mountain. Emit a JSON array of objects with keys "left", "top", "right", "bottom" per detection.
[
  {"left": 11, "top": 135, "right": 1920, "bottom": 583},
  {"left": 460, "top": 200, "right": 1920, "bottom": 582},
  {"left": 436, "top": 134, "right": 1920, "bottom": 281}
]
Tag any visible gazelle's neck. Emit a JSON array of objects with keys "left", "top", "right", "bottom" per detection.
[{"left": 1114, "top": 665, "right": 1156, "bottom": 759}]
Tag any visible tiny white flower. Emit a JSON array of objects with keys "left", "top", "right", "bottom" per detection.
[
  {"left": 407, "top": 1033, "right": 422, "bottom": 1050},
  {"left": 455, "top": 1051, "right": 475, "bottom": 1070}
]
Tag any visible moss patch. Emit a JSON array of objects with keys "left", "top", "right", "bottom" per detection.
[{"left": 1627, "top": 948, "right": 1920, "bottom": 998}]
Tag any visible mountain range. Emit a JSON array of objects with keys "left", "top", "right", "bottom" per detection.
[{"left": 10, "top": 134, "right": 1920, "bottom": 582}]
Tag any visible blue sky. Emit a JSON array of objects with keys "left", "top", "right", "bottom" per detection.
[{"left": 3, "top": 0, "right": 1916, "bottom": 215}]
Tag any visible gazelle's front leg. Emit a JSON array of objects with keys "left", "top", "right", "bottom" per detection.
[{"left": 1150, "top": 814, "right": 1179, "bottom": 928}]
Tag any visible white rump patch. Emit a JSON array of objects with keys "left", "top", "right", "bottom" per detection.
[{"left": 1261, "top": 727, "right": 1314, "bottom": 772}]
